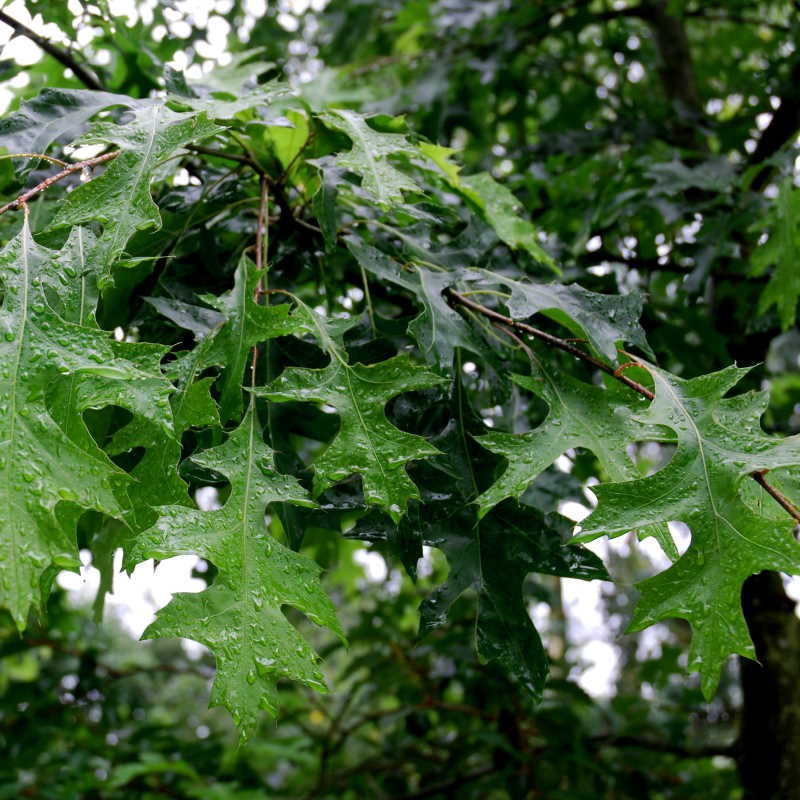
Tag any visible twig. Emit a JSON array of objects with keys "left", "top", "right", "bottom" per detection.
[
  {"left": 446, "top": 286, "right": 800, "bottom": 524},
  {"left": 397, "top": 766, "right": 496, "bottom": 799},
  {"left": 0, "top": 9, "right": 103, "bottom": 91},
  {"left": 751, "top": 470, "right": 800, "bottom": 524},
  {"left": 186, "top": 144, "right": 265, "bottom": 175},
  {"left": 684, "top": 9, "right": 790, "bottom": 31},
  {"left": 255, "top": 175, "right": 268, "bottom": 273},
  {"left": 250, "top": 176, "right": 270, "bottom": 382},
  {"left": 1, "top": 152, "right": 68, "bottom": 167},
  {"left": 444, "top": 286, "right": 655, "bottom": 399},
  {"left": 0, "top": 150, "right": 120, "bottom": 215},
  {"left": 16, "top": 638, "right": 212, "bottom": 679},
  {"left": 590, "top": 733, "right": 735, "bottom": 758}
]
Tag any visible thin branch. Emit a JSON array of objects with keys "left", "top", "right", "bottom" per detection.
[
  {"left": 186, "top": 144, "right": 265, "bottom": 175},
  {"left": 0, "top": 9, "right": 103, "bottom": 91},
  {"left": 17, "top": 638, "right": 212, "bottom": 679},
  {"left": 446, "top": 287, "right": 800, "bottom": 525},
  {"left": 397, "top": 766, "right": 496, "bottom": 800},
  {"left": 444, "top": 287, "right": 655, "bottom": 399},
  {"left": 683, "top": 9, "right": 790, "bottom": 31},
  {"left": 293, "top": 216, "right": 323, "bottom": 234},
  {"left": 0, "top": 152, "right": 68, "bottom": 167},
  {"left": 255, "top": 175, "right": 268, "bottom": 273},
  {"left": 591, "top": 733, "right": 734, "bottom": 758},
  {"left": 250, "top": 176, "right": 270, "bottom": 383},
  {"left": 751, "top": 470, "right": 800, "bottom": 524},
  {"left": 0, "top": 150, "right": 120, "bottom": 215}
]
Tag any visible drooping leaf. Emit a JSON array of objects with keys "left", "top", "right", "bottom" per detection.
[
  {"left": 577, "top": 364, "right": 800, "bottom": 696},
  {"left": 0, "top": 219, "right": 181, "bottom": 628},
  {"left": 500, "top": 274, "right": 653, "bottom": 361},
  {"left": 420, "top": 502, "right": 608, "bottom": 700},
  {"left": 27, "top": 226, "right": 181, "bottom": 614},
  {"left": 130, "top": 405, "right": 343, "bottom": 738},
  {"left": 351, "top": 361, "right": 608, "bottom": 697},
  {"left": 348, "top": 233, "right": 651, "bottom": 369},
  {"left": 166, "top": 346, "right": 222, "bottom": 435}
]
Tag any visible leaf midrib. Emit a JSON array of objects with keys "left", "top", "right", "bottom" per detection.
[
  {"left": 5, "top": 221, "right": 31, "bottom": 613},
  {"left": 660, "top": 378, "right": 789, "bottom": 562},
  {"left": 340, "top": 112, "right": 384, "bottom": 204}
]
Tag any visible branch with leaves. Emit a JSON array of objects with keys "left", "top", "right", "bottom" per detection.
[{"left": 0, "top": 55, "right": 798, "bottom": 741}]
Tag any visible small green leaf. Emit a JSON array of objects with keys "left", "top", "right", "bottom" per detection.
[{"left": 318, "top": 109, "right": 420, "bottom": 204}]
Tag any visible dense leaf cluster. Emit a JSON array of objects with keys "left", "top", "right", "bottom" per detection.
[
  {"left": 0, "top": 65, "right": 797, "bottom": 741},
  {"left": 0, "top": 8, "right": 799, "bottom": 798}
]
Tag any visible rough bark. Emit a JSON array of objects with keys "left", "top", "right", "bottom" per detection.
[
  {"left": 738, "top": 572, "right": 800, "bottom": 800},
  {"left": 641, "top": 0, "right": 706, "bottom": 152}
]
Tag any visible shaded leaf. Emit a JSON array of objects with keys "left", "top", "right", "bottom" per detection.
[
  {"left": 346, "top": 236, "right": 485, "bottom": 367},
  {"left": 420, "top": 502, "right": 608, "bottom": 700}
]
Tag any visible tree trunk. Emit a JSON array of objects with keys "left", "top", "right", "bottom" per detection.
[{"left": 738, "top": 572, "right": 800, "bottom": 799}]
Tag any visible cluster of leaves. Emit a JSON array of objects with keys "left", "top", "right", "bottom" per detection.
[
  {"left": 0, "top": 72, "right": 797, "bottom": 741},
  {"left": 0, "top": 2, "right": 799, "bottom": 759}
]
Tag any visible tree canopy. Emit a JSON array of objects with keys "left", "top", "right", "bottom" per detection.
[{"left": 0, "top": 1, "right": 799, "bottom": 798}]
